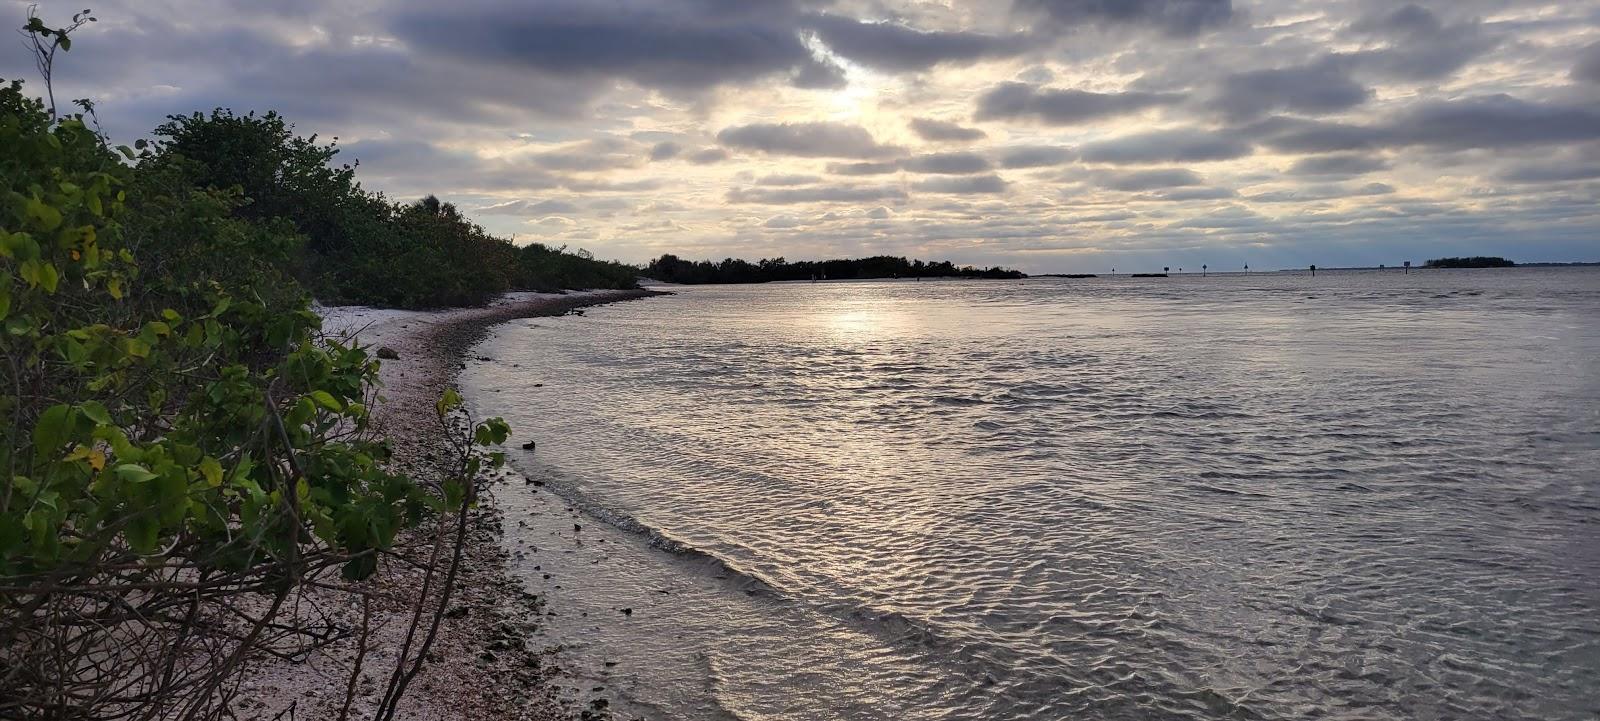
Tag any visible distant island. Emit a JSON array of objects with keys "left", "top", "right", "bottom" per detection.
[
  {"left": 1424, "top": 256, "right": 1516, "bottom": 268},
  {"left": 646, "top": 254, "right": 1025, "bottom": 284}
]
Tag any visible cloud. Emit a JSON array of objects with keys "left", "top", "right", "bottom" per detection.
[
  {"left": 726, "top": 185, "right": 910, "bottom": 204},
  {"left": 826, "top": 161, "right": 902, "bottom": 175},
  {"left": 27, "top": 0, "right": 1599, "bottom": 270},
  {"left": 792, "top": 58, "right": 849, "bottom": 89},
  {"left": 757, "top": 173, "right": 823, "bottom": 186},
  {"left": 764, "top": 215, "right": 804, "bottom": 228},
  {"left": 1338, "top": 4, "right": 1497, "bottom": 82},
  {"left": 527, "top": 138, "right": 643, "bottom": 172},
  {"left": 1498, "top": 159, "right": 1600, "bottom": 184},
  {"left": 1389, "top": 96, "right": 1600, "bottom": 150},
  {"left": 562, "top": 177, "right": 663, "bottom": 193},
  {"left": 717, "top": 121, "right": 905, "bottom": 158},
  {"left": 650, "top": 141, "right": 683, "bottom": 161},
  {"left": 1211, "top": 61, "right": 1371, "bottom": 121},
  {"left": 1080, "top": 129, "right": 1251, "bottom": 164},
  {"left": 343, "top": 138, "right": 564, "bottom": 193},
  {"left": 477, "top": 198, "right": 581, "bottom": 215},
  {"left": 1012, "top": 0, "right": 1234, "bottom": 36},
  {"left": 1148, "top": 187, "right": 1238, "bottom": 201},
  {"left": 1287, "top": 153, "right": 1389, "bottom": 177},
  {"left": 390, "top": 0, "right": 819, "bottom": 92},
  {"left": 804, "top": 14, "right": 1031, "bottom": 72},
  {"left": 1575, "top": 42, "right": 1600, "bottom": 84},
  {"left": 914, "top": 175, "right": 1010, "bottom": 194},
  {"left": 975, "top": 82, "right": 1183, "bottom": 125},
  {"left": 997, "top": 145, "right": 1077, "bottom": 168},
  {"left": 902, "top": 152, "right": 993, "bottom": 174},
  {"left": 1252, "top": 97, "right": 1600, "bottom": 153},
  {"left": 1245, "top": 182, "right": 1394, "bottom": 203},
  {"left": 687, "top": 147, "right": 730, "bottom": 164},
  {"left": 909, "top": 117, "right": 987, "bottom": 142},
  {"left": 1090, "top": 168, "right": 1205, "bottom": 191}
]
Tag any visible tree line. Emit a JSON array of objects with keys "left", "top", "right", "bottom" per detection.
[
  {"left": 645, "top": 254, "right": 1025, "bottom": 284},
  {"left": 151, "top": 109, "right": 638, "bottom": 308},
  {"left": 1423, "top": 256, "right": 1515, "bottom": 268}
]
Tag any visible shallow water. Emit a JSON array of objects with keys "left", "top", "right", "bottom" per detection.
[{"left": 463, "top": 268, "right": 1600, "bottom": 720}]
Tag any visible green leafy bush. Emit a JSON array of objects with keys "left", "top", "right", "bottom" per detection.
[{"left": 1, "top": 68, "right": 512, "bottom": 717}]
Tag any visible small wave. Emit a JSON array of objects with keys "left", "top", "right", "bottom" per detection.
[
  {"left": 931, "top": 395, "right": 987, "bottom": 406},
  {"left": 1188, "top": 483, "right": 1270, "bottom": 498}
]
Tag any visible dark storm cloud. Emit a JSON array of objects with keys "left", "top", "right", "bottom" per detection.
[
  {"left": 997, "top": 146, "right": 1077, "bottom": 169},
  {"left": 1091, "top": 168, "right": 1204, "bottom": 191},
  {"left": 1012, "top": 0, "right": 1234, "bottom": 36},
  {"left": 1287, "top": 154, "right": 1389, "bottom": 177},
  {"left": 1079, "top": 129, "right": 1252, "bottom": 164},
  {"left": 1211, "top": 61, "right": 1372, "bottom": 122},
  {"left": 717, "top": 121, "right": 905, "bottom": 158},
  {"left": 726, "top": 185, "right": 910, "bottom": 204},
  {"left": 803, "top": 14, "right": 1032, "bottom": 72},
  {"left": 826, "top": 161, "right": 902, "bottom": 175},
  {"left": 902, "top": 152, "right": 993, "bottom": 174},
  {"left": 914, "top": 175, "right": 1010, "bottom": 194},
  {"left": 974, "top": 82, "right": 1182, "bottom": 125},
  {"left": 390, "top": 0, "right": 818, "bottom": 92},
  {"left": 1576, "top": 42, "right": 1600, "bottom": 84},
  {"left": 909, "top": 118, "right": 988, "bottom": 142}
]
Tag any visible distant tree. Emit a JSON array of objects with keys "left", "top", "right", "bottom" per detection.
[
  {"left": 646, "top": 254, "right": 1024, "bottom": 284},
  {"left": 1424, "top": 256, "right": 1514, "bottom": 268}
]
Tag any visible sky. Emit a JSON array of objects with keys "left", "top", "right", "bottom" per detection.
[{"left": 5, "top": 0, "right": 1600, "bottom": 273}]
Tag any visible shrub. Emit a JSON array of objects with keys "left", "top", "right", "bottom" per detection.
[{"left": 0, "top": 60, "right": 509, "bottom": 720}]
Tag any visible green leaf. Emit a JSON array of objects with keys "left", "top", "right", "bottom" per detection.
[
  {"left": 114, "top": 464, "right": 159, "bottom": 484},
  {"left": 79, "top": 401, "right": 112, "bottom": 425},
  {"left": 124, "top": 337, "right": 151, "bottom": 359},
  {"left": 34, "top": 405, "right": 74, "bottom": 458},
  {"left": 436, "top": 388, "right": 462, "bottom": 416},
  {"left": 25, "top": 197, "right": 62, "bottom": 231},
  {"left": 38, "top": 262, "right": 59, "bottom": 293},
  {"left": 126, "top": 515, "right": 158, "bottom": 554},
  {"left": 199, "top": 457, "right": 223, "bottom": 487},
  {"left": 309, "top": 390, "right": 342, "bottom": 412},
  {"left": 342, "top": 553, "right": 378, "bottom": 581}
]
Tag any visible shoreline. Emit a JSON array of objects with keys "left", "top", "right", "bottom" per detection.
[{"left": 238, "top": 288, "right": 659, "bottom": 720}]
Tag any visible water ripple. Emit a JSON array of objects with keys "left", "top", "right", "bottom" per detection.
[{"left": 466, "top": 269, "right": 1600, "bottom": 721}]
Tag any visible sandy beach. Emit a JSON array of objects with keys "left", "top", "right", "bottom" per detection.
[{"left": 233, "top": 288, "right": 657, "bottom": 721}]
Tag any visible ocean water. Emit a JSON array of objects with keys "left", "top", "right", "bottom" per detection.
[{"left": 462, "top": 268, "right": 1600, "bottom": 721}]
